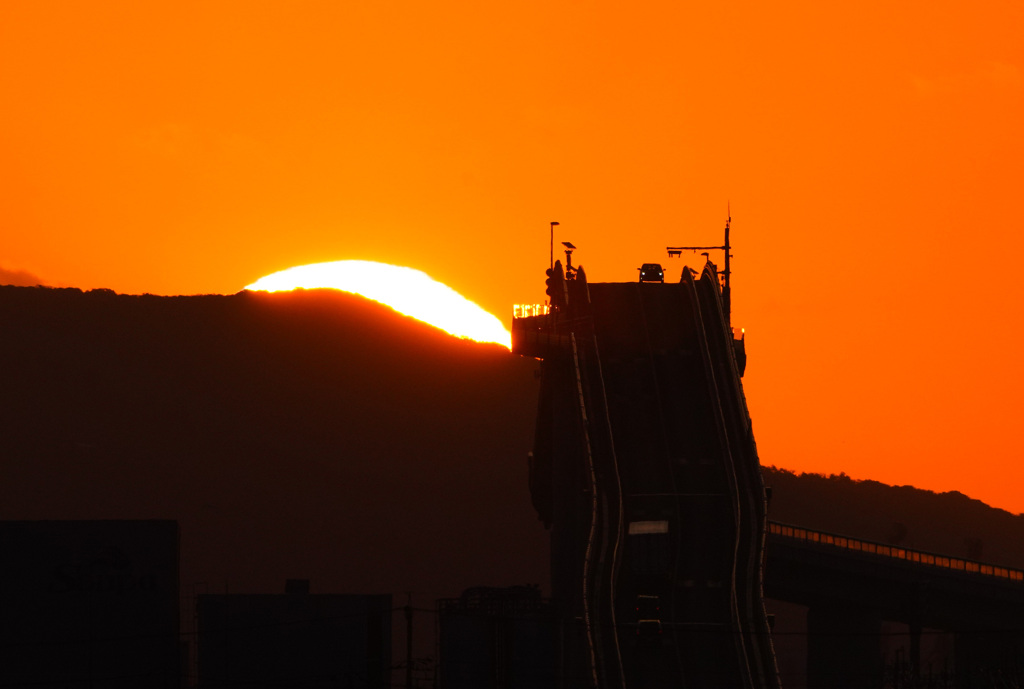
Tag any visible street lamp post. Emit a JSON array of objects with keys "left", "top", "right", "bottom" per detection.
[{"left": 550, "top": 221, "right": 559, "bottom": 271}]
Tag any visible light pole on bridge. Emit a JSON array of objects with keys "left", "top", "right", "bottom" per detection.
[{"left": 667, "top": 212, "right": 733, "bottom": 326}]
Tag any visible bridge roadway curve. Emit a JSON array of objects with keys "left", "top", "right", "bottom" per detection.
[{"left": 517, "top": 261, "right": 780, "bottom": 689}]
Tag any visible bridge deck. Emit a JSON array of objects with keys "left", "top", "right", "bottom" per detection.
[{"left": 769, "top": 521, "right": 1024, "bottom": 583}]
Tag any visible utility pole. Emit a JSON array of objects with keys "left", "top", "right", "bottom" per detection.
[{"left": 405, "top": 594, "right": 413, "bottom": 689}]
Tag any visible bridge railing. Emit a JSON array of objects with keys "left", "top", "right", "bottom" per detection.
[{"left": 768, "top": 521, "right": 1024, "bottom": 583}]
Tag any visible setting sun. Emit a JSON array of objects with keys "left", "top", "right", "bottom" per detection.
[{"left": 245, "top": 261, "right": 511, "bottom": 349}]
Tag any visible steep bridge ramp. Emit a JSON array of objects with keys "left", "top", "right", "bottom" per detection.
[{"left": 516, "top": 261, "right": 780, "bottom": 689}]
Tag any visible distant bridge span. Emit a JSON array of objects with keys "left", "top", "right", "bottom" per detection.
[
  {"left": 768, "top": 521, "right": 1024, "bottom": 587},
  {"left": 765, "top": 520, "right": 1024, "bottom": 688}
]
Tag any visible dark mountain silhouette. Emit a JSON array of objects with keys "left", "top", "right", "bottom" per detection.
[
  {"left": 763, "top": 466, "right": 1024, "bottom": 569},
  {"left": 0, "top": 285, "right": 549, "bottom": 601},
  {"left": 2, "top": 284, "right": 1020, "bottom": 600}
]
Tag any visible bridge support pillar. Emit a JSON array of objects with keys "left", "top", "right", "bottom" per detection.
[
  {"left": 807, "top": 603, "right": 882, "bottom": 689},
  {"left": 909, "top": 619, "right": 922, "bottom": 683}
]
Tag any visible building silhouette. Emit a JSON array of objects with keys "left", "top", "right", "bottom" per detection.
[
  {"left": 438, "top": 586, "right": 556, "bottom": 689},
  {"left": 196, "top": 582, "right": 391, "bottom": 689},
  {"left": 0, "top": 520, "right": 180, "bottom": 689}
]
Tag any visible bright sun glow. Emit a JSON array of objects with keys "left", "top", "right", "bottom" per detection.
[{"left": 245, "top": 260, "right": 511, "bottom": 349}]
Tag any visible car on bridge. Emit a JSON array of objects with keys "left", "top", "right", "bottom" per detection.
[
  {"left": 638, "top": 263, "right": 665, "bottom": 283},
  {"left": 635, "top": 594, "right": 663, "bottom": 642}
]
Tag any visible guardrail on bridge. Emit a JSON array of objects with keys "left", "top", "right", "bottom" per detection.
[{"left": 768, "top": 521, "right": 1024, "bottom": 583}]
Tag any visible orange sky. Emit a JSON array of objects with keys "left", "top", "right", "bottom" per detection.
[{"left": 2, "top": 2, "right": 1022, "bottom": 513}]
